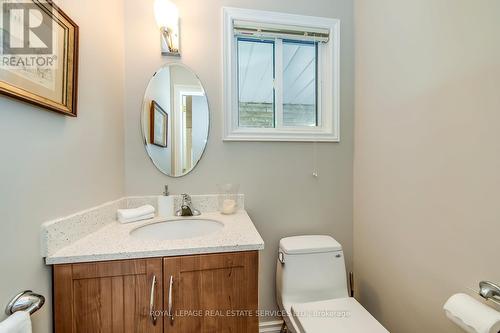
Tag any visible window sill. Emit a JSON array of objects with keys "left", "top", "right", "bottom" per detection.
[{"left": 223, "top": 129, "right": 340, "bottom": 142}]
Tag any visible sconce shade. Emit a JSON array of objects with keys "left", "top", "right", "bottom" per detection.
[{"left": 154, "top": 0, "right": 179, "bottom": 29}]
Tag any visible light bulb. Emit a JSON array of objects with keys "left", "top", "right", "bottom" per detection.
[{"left": 154, "top": 0, "right": 179, "bottom": 29}]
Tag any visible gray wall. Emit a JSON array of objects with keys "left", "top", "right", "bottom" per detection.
[
  {"left": 123, "top": 0, "right": 354, "bottom": 319},
  {"left": 354, "top": 0, "right": 500, "bottom": 332},
  {"left": 0, "top": 0, "right": 125, "bottom": 331}
]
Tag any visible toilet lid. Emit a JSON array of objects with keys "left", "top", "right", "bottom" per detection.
[
  {"left": 280, "top": 235, "right": 342, "bottom": 254},
  {"left": 291, "top": 297, "right": 389, "bottom": 333}
]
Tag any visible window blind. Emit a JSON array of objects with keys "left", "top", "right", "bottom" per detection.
[{"left": 233, "top": 20, "right": 330, "bottom": 43}]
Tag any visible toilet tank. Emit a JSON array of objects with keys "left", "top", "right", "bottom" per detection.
[{"left": 276, "top": 235, "right": 349, "bottom": 307}]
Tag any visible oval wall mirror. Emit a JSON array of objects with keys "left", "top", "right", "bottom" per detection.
[{"left": 142, "top": 63, "right": 209, "bottom": 177}]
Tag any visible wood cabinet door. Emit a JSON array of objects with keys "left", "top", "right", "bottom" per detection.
[
  {"left": 163, "top": 251, "right": 259, "bottom": 333},
  {"left": 54, "top": 259, "right": 163, "bottom": 333}
]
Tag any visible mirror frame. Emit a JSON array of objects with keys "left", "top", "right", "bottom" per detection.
[{"left": 141, "top": 62, "right": 211, "bottom": 178}]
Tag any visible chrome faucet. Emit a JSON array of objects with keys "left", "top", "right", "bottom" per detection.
[{"left": 175, "top": 194, "right": 201, "bottom": 216}]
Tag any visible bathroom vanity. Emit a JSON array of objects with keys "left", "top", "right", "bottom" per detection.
[
  {"left": 42, "top": 196, "right": 264, "bottom": 333},
  {"left": 53, "top": 251, "right": 258, "bottom": 332}
]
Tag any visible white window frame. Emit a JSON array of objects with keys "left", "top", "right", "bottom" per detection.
[{"left": 222, "top": 7, "right": 340, "bottom": 142}]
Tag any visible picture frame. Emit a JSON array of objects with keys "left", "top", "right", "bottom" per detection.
[
  {"left": 0, "top": 0, "right": 79, "bottom": 116},
  {"left": 150, "top": 100, "right": 168, "bottom": 147}
]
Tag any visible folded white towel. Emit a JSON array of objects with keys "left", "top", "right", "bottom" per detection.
[
  {"left": 119, "top": 213, "right": 155, "bottom": 224},
  {"left": 117, "top": 205, "right": 155, "bottom": 223},
  {"left": 0, "top": 311, "right": 32, "bottom": 333}
]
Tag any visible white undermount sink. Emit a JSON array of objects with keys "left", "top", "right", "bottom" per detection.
[{"left": 130, "top": 218, "right": 224, "bottom": 241}]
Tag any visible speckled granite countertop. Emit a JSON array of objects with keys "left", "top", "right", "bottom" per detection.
[{"left": 45, "top": 211, "right": 264, "bottom": 265}]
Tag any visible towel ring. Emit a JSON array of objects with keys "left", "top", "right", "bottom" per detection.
[{"left": 5, "top": 290, "right": 45, "bottom": 316}]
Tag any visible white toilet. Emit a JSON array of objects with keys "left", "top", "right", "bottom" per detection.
[{"left": 276, "top": 235, "right": 389, "bottom": 333}]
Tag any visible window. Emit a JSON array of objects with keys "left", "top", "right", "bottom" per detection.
[
  {"left": 223, "top": 7, "right": 340, "bottom": 142},
  {"left": 238, "top": 38, "right": 275, "bottom": 128}
]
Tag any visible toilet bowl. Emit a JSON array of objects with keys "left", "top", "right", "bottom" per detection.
[{"left": 276, "top": 235, "right": 389, "bottom": 333}]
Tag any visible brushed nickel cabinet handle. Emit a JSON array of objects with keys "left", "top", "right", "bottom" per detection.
[
  {"left": 150, "top": 275, "right": 157, "bottom": 325},
  {"left": 168, "top": 275, "right": 174, "bottom": 324}
]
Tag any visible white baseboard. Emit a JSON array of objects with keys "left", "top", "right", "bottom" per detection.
[{"left": 259, "top": 320, "right": 284, "bottom": 333}]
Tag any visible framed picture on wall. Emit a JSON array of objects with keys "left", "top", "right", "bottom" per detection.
[
  {"left": 150, "top": 100, "right": 168, "bottom": 147},
  {"left": 0, "top": 0, "right": 79, "bottom": 116}
]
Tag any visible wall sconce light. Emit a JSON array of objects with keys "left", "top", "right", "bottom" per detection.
[{"left": 154, "top": 0, "right": 180, "bottom": 56}]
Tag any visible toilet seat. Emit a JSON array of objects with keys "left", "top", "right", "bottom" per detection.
[{"left": 291, "top": 297, "right": 389, "bottom": 333}]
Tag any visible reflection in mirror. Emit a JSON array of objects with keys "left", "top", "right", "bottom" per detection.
[{"left": 142, "top": 64, "right": 209, "bottom": 177}]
